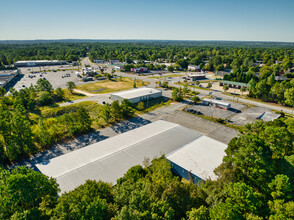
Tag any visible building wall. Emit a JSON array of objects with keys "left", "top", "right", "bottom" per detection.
[
  {"left": 169, "top": 161, "right": 202, "bottom": 184},
  {"left": 110, "top": 90, "right": 162, "bottom": 103}
]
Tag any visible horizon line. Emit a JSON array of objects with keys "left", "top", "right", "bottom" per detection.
[{"left": 0, "top": 38, "right": 294, "bottom": 44}]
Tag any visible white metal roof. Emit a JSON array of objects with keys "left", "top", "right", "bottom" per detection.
[
  {"left": 166, "top": 136, "right": 227, "bottom": 181},
  {"left": 203, "top": 98, "right": 231, "bottom": 107},
  {"left": 36, "top": 120, "right": 202, "bottom": 193},
  {"left": 111, "top": 87, "right": 162, "bottom": 99}
]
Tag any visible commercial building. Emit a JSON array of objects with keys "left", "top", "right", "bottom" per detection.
[
  {"left": 110, "top": 87, "right": 162, "bottom": 103},
  {"left": 219, "top": 80, "right": 248, "bottom": 89},
  {"left": 108, "top": 60, "right": 120, "bottom": 65},
  {"left": 0, "top": 69, "right": 19, "bottom": 88},
  {"left": 131, "top": 67, "right": 148, "bottom": 73},
  {"left": 114, "top": 66, "right": 123, "bottom": 71},
  {"left": 36, "top": 120, "right": 227, "bottom": 193},
  {"left": 188, "top": 65, "right": 201, "bottom": 72},
  {"left": 14, "top": 60, "right": 67, "bottom": 67},
  {"left": 203, "top": 98, "right": 231, "bottom": 110},
  {"left": 187, "top": 73, "right": 206, "bottom": 80}
]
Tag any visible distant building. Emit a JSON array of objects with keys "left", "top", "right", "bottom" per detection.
[
  {"left": 14, "top": 60, "right": 67, "bottom": 67},
  {"left": 0, "top": 69, "right": 19, "bottom": 88},
  {"left": 108, "top": 60, "right": 120, "bottom": 65},
  {"left": 187, "top": 73, "right": 206, "bottom": 80},
  {"left": 275, "top": 76, "right": 288, "bottom": 81},
  {"left": 114, "top": 66, "right": 123, "bottom": 71},
  {"left": 219, "top": 80, "right": 248, "bottom": 89},
  {"left": 110, "top": 87, "right": 162, "bottom": 103},
  {"left": 188, "top": 65, "right": 201, "bottom": 72},
  {"left": 257, "top": 112, "right": 281, "bottom": 122},
  {"left": 131, "top": 67, "right": 148, "bottom": 73},
  {"left": 94, "top": 59, "right": 105, "bottom": 64},
  {"left": 202, "top": 98, "right": 231, "bottom": 110}
]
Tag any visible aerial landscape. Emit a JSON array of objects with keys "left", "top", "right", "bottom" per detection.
[{"left": 1, "top": 0, "right": 294, "bottom": 219}]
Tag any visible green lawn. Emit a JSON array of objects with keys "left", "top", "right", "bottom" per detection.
[
  {"left": 76, "top": 77, "right": 149, "bottom": 94},
  {"left": 62, "top": 89, "right": 87, "bottom": 101}
]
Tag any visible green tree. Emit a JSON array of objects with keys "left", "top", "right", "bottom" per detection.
[
  {"left": 207, "top": 82, "right": 212, "bottom": 88},
  {"left": 102, "top": 103, "right": 111, "bottom": 124},
  {"left": 172, "top": 88, "right": 183, "bottom": 101},
  {"left": 36, "top": 78, "right": 53, "bottom": 93},
  {"left": 66, "top": 81, "right": 76, "bottom": 94},
  {"left": 0, "top": 166, "right": 59, "bottom": 219},
  {"left": 53, "top": 180, "right": 115, "bottom": 220},
  {"left": 223, "top": 84, "right": 229, "bottom": 92},
  {"left": 167, "top": 66, "right": 174, "bottom": 72},
  {"left": 191, "top": 95, "right": 200, "bottom": 104},
  {"left": 187, "top": 206, "right": 210, "bottom": 220},
  {"left": 36, "top": 91, "right": 53, "bottom": 106},
  {"left": 136, "top": 101, "right": 145, "bottom": 111},
  {"left": 55, "top": 87, "right": 64, "bottom": 101},
  {"left": 0, "top": 87, "right": 6, "bottom": 97},
  {"left": 284, "top": 88, "right": 294, "bottom": 106}
]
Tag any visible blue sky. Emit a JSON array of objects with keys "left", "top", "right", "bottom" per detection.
[{"left": 0, "top": 0, "right": 293, "bottom": 42}]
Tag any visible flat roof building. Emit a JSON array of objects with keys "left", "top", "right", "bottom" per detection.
[
  {"left": 219, "top": 80, "right": 248, "bottom": 89},
  {"left": 0, "top": 69, "right": 19, "bottom": 88},
  {"left": 36, "top": 120, "right": 227, "bottom": 194},
  {"left": 203, "top": 98, "right": 231, "bottom": 110},
  {"left": 110, "top": 87, "right": 162, "bottom": 103},
  {"left": 14, "top": 60, "right": 67, "bottom": 67}
]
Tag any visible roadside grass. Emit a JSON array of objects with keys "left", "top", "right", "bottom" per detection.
[
  {"left": 58, "top": 89, "right": 87, "bottom": 103},
  {"left": 222, "top": 92, "right": 294, "bottom": 111},
  {"left": 134, "top": 100, "right": 173, "bottom": 115},
  {"left": 76, "top": 77, "right": 149, "bottom": 94}
]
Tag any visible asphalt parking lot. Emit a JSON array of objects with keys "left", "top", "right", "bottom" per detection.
[
  {"left": 13, "top": 70, "right": 81, "bottom": 90},
  {"left": 229, "top": 106, "right": 275, "bottom": 125},
  {"left": 185, "top": 99, "right": 246, "bottom": 119}
]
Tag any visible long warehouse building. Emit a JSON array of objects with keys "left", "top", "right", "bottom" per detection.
[
  {"left": 36, "top": 120, "right": 227, "bottom": 194},
  {"left": 14, "top": 60, "right": 67, "bottom": 67},
  {"left": 110, "top": 87, "right": 162, "bottom": 103}
]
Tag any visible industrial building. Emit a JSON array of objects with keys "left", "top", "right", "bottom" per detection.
[
  {"left": 14, "top": 60, "right": 67, "bottom": 67},
  {"left": 0, "top": 69, "right": 19, "bottom": 88},
  {"left": 110, "top": 87, "right": 162, "bottom": 103},
  {"left": 36, "top": 120, "right": 227, "bottom": 194},
  {"left": 203, "top": 98, "right": 231, "bottom": 110}
]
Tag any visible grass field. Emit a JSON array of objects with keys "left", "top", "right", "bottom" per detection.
[
  {"left": 76, "top": 77, "right": 149, "bottom": 94},
  {"left": 61, "top": 89, "right": 87, "bottom": 101}
]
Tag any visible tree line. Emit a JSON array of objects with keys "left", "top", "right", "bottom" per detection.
[{"left": 0, "top": 78, "right": 142, "bottom": 166}]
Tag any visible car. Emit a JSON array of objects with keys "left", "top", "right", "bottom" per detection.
[
  {"left": 22, "top": 85, "right": 25, "bottom": 87},
  {"left": 62, "top": 76, "right": 64, "bottom": 78},
  {"left": 43, "top": 78, "right": 46, "bottom": 80},
  {"left": 40, "top": 75, "right": 42, "bottom": 77}
]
